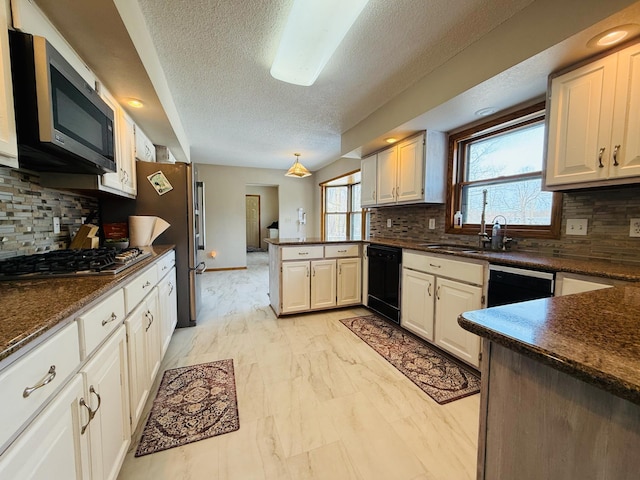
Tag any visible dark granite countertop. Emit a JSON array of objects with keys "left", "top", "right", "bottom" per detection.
[
  {"left": 0, "top": 245, "right": 174, "bottom": 367},
  {"left": 459, "top": 286, "right": 640, "bottom": 405}
]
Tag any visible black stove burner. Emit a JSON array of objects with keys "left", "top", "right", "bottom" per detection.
[{"left": 0, "top": 247, "right": 146, "bottom": 277}]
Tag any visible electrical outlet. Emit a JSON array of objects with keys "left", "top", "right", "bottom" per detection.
[
  {"left": 53, "top": 217, "right": 61, "bottom": 234},
  {"left": 428, "top": 218, "right": 436, "bottom": 229},
  {"left": 630, "top": 218, "right": 640, "bottom": 237},
  {"left": 566, "top": 218, "right": 588, "bottom": 236},
  {"left": 387, "top": 218, "right": 392, "bottom": 228}
]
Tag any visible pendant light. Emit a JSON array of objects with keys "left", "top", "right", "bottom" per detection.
[{"left": 285, "top": 153, "right": 312, "bottom": 178}]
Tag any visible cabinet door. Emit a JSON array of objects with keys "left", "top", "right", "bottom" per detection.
[
  {"left": 0, "top": 374, "right": 90, "bottom": 480},
  {"left": 401, "top": 269, "right": 435, "bottom": 341},
  {"left": 0, "top": 3, "right": 17, "bottom": 166},
  {"left": 282, "top": 261, "right": 311, "bottom": 313},
  {"left": 610, "top": 43, "right": 640, "bottom": 180},
  {"left": 545, "top": 56, "right": 617, "bottom": 186},
  {"left": 337, "top": 257, "right": 361, "bottom": 306},
  {"left": 434, "top": 278, "right": 482, "bottom": 367},
  {"left": 99, "top": 88, "right": 126, "bottom": 192},
  {"left": 144, "top": 289, "right": 162, "bottom": 386},
  {"left": 119, "top": 112, "right": 137, "bottom": 195},
  {"left": 310, "top": 260, "right": 336, "bottom": 309},
  {"left": 158, "top": 267, "right": 178, "bottom": 357},
  {"left": 396, "top": 135, "right": 424, "bottom": 203},
  {"left": 376, "top": 146, "right": 397, "bottom": 205},
  {"left": 81, "top": 326, "right": 130, "bottom": 480},
  {"left": 125, "top": 303, "right": 148, "bottom": 429},
  {"left": 360, "top": 154, "right": 377, "bottom": 206},
  {"left": 134, "top": 125, "right": 156, "bottom": 162}
]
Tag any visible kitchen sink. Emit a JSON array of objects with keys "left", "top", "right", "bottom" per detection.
[{"left": 417, "top": 243, "right": 479, "bottom": 254}]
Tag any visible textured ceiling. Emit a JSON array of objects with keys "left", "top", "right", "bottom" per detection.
[{"left": 134, "top": 0, "right": 535, "bottom": 170}]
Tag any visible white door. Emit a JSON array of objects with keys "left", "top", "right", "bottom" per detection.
[
  {"left": 144, "top": 288, "right": 162, "bottom": 385},
  {"left": 401, "top": 268, "right": 435, "bottom": 341},
  {"left": 337, "top": 257, "right": 361, "bottom": 306},
  {"left": 434, "top": 278, "right": 482, "bottom": 367},
  {"left": 396, "top": 135, "right": 424, "bottom": 203},
  {"left": 611, "top": 43, "right": 640, "bottom": 180},
  {"left": 282, "top": 261, "right": 311, "bottom": 313},
  {"left": 376, "top": 146, "right": 398, "bottom": 205},
  {"left": 158, "top": 267, "right": 178, "bottom": 356},
  {"left": 125, "top": 303, "right": 148, "bottom": 429},
  {"left": 311, "top": 260, "right": 336, "bottom": 309},
  {"left": 360, "top": 154, "right": 377, "bottom": 206},
  {"left": 245, "top": 195, "right": 260, "bottom": 249},
  {"left": 119, "top": 112, "right": 137, "bottom": 195},
  {"left": 81, "top": 326, "right": 130, "bottom": 480},
  {"left": 0, "top": 374, "right": 90, "bottom": 480},
  {"left": 545, "top": 55, "right": 617, "bottom": 186}
]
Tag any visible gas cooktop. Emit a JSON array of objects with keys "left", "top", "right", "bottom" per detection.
[{"left": 0, "top": 247, "right": 152, "bottom": 279}]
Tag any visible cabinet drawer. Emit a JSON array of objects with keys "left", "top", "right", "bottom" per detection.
[
  {"left": 77, "top": 288, "right": 125, "bottom": 358},
  {"left": 404, "top": 250, "right": 484, "bottom": 285},
  {"left": 281, "top": 246, "right": 324, "bottom": 260},
  {"left": 325, "top": 244, "right": 359, "bottom": 258},
  {"left": 124, "top": 265, "right": 158, "bottom": 313},
  {"left": 157, "top": 251, "right": 176, "bottom": 279},
  {"left": 0, "top": 321, "right": 80, "bottom": 449}
]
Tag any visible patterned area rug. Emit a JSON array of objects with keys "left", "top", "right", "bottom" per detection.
[
  {"left": 340, "top": 315, "right": 480, "bottom": 404},
  {"left": 135, "top": 359, "right": 239, "bottom": 457}
]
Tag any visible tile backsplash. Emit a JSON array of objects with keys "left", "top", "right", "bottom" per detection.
[
  {"left": 0, "top": 167, "right": 98, "bottom": 259},
  {"left": 369, "top": 185, "right": 640, "bottom": 263}
]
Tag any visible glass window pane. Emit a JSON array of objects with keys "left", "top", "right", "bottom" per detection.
[
  {"left": 350, "top": 212, "right": 362, "bottom": 240},
  {"left": 326, "top": 214, "right": 347, "bottom": 240},
  {"left": 351, "top": 184, "right": 361, "bottom": 211},
  {"left": 462, "top": 178, "right": 553, "bottom": 225},
  {"left": 326, "top": 186, "right": 348, "bottom": 213},
  {"left": 467, "top": 122, "right": 545, "bottom": 182}
]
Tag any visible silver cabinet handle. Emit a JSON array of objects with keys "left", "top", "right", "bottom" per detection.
[
  {"left": 101, "top": 312, "right": 118, "bottom": 327},
  {"left": 372, "top": 190, "right": 375, "bottom": 200},
  {"left": 23, "top": 365, "right": 56, "bottom": 398},
  {"left": 598, "top": 147, "right": 605, "bottom": 168},
  {"left": 145, "top": 310, "right": 154, "bottom": 331},
  {"left": 613, "top": 144, "right": 620, "bottom": 166},
  {"left": 338, "top": 250, "right": 347, "bottom": 253},
  {"left": 429, "top": 263, "right": 441, "bottom": 268},
  {"left": 427, "top": 283, "right": 432, "bottom": 296},
  {"left": 80, "top": 385, "right": 102, "bottom": 434},
  {"left": 298, "top": 252, "right": 309, "bottom": 255},
  {"left": 142, "top": 280, "right": 151, "bottom": 289},
  {"left": 436, "top": 285, "right": 441, "bottom": 300},
  {"left": 169, "top": 282, "right": 174, "bottom": 295},
  {"left": 312, "top": 267, "right": 316, "bottom": 277},
  {"left": 306, "top": 267, "right": 309, "bottom": 277}
]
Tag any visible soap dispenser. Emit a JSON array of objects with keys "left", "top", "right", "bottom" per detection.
[
  {"left": 453, "top": 211, "right": 463, "bottom": 229},
  {"left": 491, "top": 220, "right": 501, "bottom": 250}
]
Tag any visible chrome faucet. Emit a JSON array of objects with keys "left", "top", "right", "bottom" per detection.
[{"left": 478, "top": 189, "right": 490, "bottom": 248}]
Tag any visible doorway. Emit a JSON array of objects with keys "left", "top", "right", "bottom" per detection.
[{"left": 245, "top": 195, "right": 261, "bottom": 251}]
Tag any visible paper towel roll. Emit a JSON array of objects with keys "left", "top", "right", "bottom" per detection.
[{"left": 129, "top": 216, "right": 170, "bottom": 247}]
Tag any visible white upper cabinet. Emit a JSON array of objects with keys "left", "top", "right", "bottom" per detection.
[
  {"left": 363, "top": 132, "right": 446, "bottom": 206},
  {"left": 546, "top": 41, "right": 640, "bottom": 189},
  {"left": 0, "top": 2, "right": 18, "bottom": 167},
  {"left": 134, "top": 125, "right": 156, "bottom": 162}
]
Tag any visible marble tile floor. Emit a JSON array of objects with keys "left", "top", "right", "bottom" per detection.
[{"left": 117, "top": 252, "right": 480, "bottom": 480}]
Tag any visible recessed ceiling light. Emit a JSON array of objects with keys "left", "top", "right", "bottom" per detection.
[
  {"left": 475, "top": 107, "right": 497, "bottom": 117},
  {"left": 587, "top": 24, "right": 638, "bottom": 48},
  {"left": 127, "top": 98, "right": 144, "bottom": 108},
  {"left": 385, "top": 137, "right": 397, "bottom": 144}
]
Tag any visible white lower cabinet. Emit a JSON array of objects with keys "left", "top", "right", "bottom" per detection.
[
  {"left": 433, "top": 278, "right": 482, "bottom": 367},
  {"left": 80, "top": 325, "right": 130, "bottom": 480},
  {"left": 0, "top": 374, "right": 90, "bottom": 479},
  {"left": 311, "top": 260, "right": 337, "bottom": 309},
  {"left": 401, "top": 250, "right": 485, "bottom": 368},
  {"left": 282, "top": 261, "right": 311, "bottom": 313},
  {"left": 158, "top": 267, "right": 178, "bottom": 357},
  {"left": 125, "top": 287, "right": 161, "bottom": 429},
  {"left": 337, "top": 257, "right": 361, "bottom": 306}
]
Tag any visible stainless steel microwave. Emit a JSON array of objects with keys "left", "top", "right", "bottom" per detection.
[{"left": 9, "top": 31, "right": 116, "bottom": 174}]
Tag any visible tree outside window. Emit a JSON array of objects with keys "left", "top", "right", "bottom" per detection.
[{"left": 321, "top": 171, "right": 362, "bottom": 240}]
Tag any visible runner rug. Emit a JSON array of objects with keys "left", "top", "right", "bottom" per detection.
[
  {"left": 135, "top": 359, "right": 239, "bottom": 456},
  {"left": 340, "top": 315, "right": 480, "bottom": 404}
]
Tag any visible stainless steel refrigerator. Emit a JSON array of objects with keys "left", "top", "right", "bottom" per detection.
[{"left": 131, "top": 161, "right": 205, "bottom": 327}]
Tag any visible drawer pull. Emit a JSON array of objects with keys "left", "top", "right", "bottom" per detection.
[
  {"left": 23, "top": 365, "right": 56, "bottom": 398},
  {"left": 429, "top": 263, "right": 442, "bottom": 268},
  {"left": 142, "top": 280, "right": 151, "bottom": 288},
  {"left": 101, "top": 312, "right": 118, "bottom": 327},
  {"left": 79, "top": 385, "right": 102, "bottom": 434},
  {"left": 338, "top": 250, "right": 347, "bottom": 253},
  {"left": 145, "top": 310, "right": 154, "bottom": 331},
  {"left": 298, "top": 252, "right": 309, "bottom": 255}
]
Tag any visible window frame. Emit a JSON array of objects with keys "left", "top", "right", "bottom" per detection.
[
  {"left": 320, "top": 170, "right": 364, "bottom": 241},
  {"left": 446, "top": 102, "right": 562, "bottom": 239}
]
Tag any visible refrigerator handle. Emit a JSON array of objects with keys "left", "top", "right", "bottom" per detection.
[
  {"left": 195, "top": 181, "right": 206, "bottom": 250},
  {"left": 190, "top": 262, "right": 206, "bottom": 274}
]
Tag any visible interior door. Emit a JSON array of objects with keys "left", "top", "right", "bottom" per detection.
[{"left": 245, "top": 195, "right": 260, "bottom": 250}]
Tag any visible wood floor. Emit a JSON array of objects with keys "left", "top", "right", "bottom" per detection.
[{"left": 117, "top": 252, "right": 480, "bottom": 480}]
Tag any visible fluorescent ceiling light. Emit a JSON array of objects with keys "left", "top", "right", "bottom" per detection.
[{"left": 271, "top": 0, "right": 370, "bottom": 86}]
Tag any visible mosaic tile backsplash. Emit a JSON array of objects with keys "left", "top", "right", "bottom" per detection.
[
  {"left": 369, "top": 186, "right": 640, "bottom": 263},
  {"left": 0, "top": 167, "right": 98, "bottom": 259}
]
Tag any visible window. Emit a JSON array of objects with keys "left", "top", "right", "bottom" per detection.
[
  {"left": 321, "top": 171, "right": 362, "bottom": 240},
  {"left": 449, "top": 103, "right": 561, "bottom": 238}
]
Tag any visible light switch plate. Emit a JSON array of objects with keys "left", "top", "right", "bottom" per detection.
[
  {"left": 387, "top": 218, "right": 392, "bottom": 228},
  {"left": 566, "top": 218, "right": 588, "bottom": 236},
  {"left": 630, "top": 218, "right": 640, "bottom": 237},
  {"left": 53, "top": 217, "right": 61, "bottom": 234},
  {"left": 428, "top": 218, "right": 436, "bottom": 229}
]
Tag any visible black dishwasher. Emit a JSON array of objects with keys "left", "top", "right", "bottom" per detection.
[
  {"left": 488, "top": 265, "right": 555, "bottom": 307},
  {"left": 367, "top": 245, "right": 402, "bottom": 323}
]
